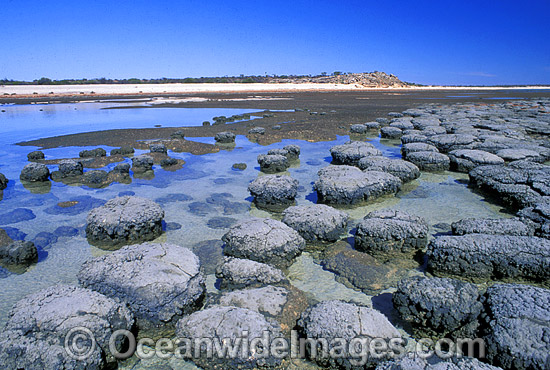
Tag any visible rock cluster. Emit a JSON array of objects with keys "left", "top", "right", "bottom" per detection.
[{"left": 248, "top": 174, "right": 298, "bottom": 210}]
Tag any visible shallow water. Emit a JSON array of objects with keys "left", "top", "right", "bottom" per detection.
[{"left": 0, "top": 101, "right": 511, "bottom": 350}]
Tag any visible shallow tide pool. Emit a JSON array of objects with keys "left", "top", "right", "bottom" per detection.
[{"left": 0, "top": 101, "right": 510, "bottom": 333}]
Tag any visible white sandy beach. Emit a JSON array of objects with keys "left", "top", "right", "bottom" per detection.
[{"left": 1, "top": 83, "right": 550, "bottom": 97}]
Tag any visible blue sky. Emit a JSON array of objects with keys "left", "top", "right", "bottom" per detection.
[{"left": 1, "top": 0, "right": 549, "bottom": 85}]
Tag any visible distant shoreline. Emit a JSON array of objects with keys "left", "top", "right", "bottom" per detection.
[{"left": 2, "top": 83, "right": 550, "bottom": 100}]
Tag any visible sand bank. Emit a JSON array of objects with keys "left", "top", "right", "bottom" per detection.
[{"left": 2, "top": 83, "right": 550, "bottom": 98}]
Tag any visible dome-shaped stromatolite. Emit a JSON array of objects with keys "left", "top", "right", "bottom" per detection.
[
  {"left": 381, "top": 126, "right": 403, "bottom": 139},
  {"left": 482, "top": 283, "right": 550, "bottom": 370},
  {"left": 282, "top": 204, "right": 349, "bottom": 242},
  {"left": 78, "top": 242, "right": 204, "bottom": 329},
  {"left": 257, "top": 154, "right": 290, "bottom": 173},
  {"left": 131, "top": 154, "right": 154, "bottom": 173},
  {"left": 406, "top": 151, "right": 450, "bottom": 171},
  {"left": 248, "top": 174, "right": 298, "bottom": 210},
  {"left": 330, "top": 141, "right": 382, "bottom": 165},
  {"left": 85, "top": 196, "right": 164, "bottom": 248},
  {"left": 314, "top": 165, "right": 401, "bottom": 205},
  {"left": 58, "top": 159, "right": 84, "bottom": 177},
  {"left": 214, "top": 131, "right": 236, "bottom": 143},
  {"left": 358, "top": 156, "right": 420, "bottom": 183},
  {"left": 393, "top": 276, "right": 482, "bottom": 339},
  {"left": 20, "top": 163, "right": 50, "bottom": 182},
  {"left": 176, "top": 306, "right": 282, "bottom": 369},
  {"left": 216, "top": 256, "right": 287, "bottom": 290},
  {"left": 0, "top": 285, "right": 134, "bottom": 370},
  {"left": 401, "top": 142, "right": 439, "bottom": 159},
  {"left": 447, "top": 149, "right": 504, "bottom": 172},
  {"left": 0, "top": 173, "right": 7, "bottom": 190},
  {"left": 222, "top": 218, "right": 306, "bottom": 268},
  {"left": 354, "top": 209, "right": 429, "bottom": 259},
  {"left": 298, "top": 300, "right": 401, "bottom": 368}
]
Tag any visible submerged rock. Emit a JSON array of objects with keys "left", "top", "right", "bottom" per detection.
[
  {"left": 427, "top": 234, "right": 550, "bottom": 285},
  {"left": 232, "top": 162, "right": 247, "bottom": 170},
  {"left": 248, "top": 174, "right": 298, "bottom": 210},
  {"left": 314, "top": 165, "right": 401, "bottom": 205},
  {"left": 355, "top": 210, "right": 429, "bottom": 259},
  {"left": 257, "top": 154, "right": 290, "bottom": 173},
  {"left": 282, "top": 204, "right": 349, "bottom": 242},
  {"left": 20, "top": 163, "right": 50, "bottom": 182},
  {"left": 330, "top": 141, "right": 382, "bottom": 165},
  {"left": 222, "top": 218, "right": 306, "bottom": 268},
  {"left": 85, "top": 196, "right": 164, "bottom": 248},
  {"left": 216, "top": 256, "right": 287, "bottom": 290},
  {"left": 0, "top": 208, "right": 36, "bottom": 225},
  {"left": 358, "top": 156, "right": 420, "bottom": 183},
  {"left": 81, "top": 170, "right": 109, "bottom": 186},
  {"left": 482, "top": 283, "right": 550, "bottom": 370},
  {"left": 79, "top": 243, "right": 204, "bottom": 329},
  {"left": 393, "top": 276, "right": 482, "bottom": 339},
  {"left": 0, "top": 285, "right": 134, "bottom": 369}
]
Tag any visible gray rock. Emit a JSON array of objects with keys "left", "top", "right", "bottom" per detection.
[
  {"left": 393, "top": 276, "right": 482, "bottom": 339},
  {"left": 355, "top": 209, "right": 429, "bottom": 258},
  {"left": 113, "top": 162, "right": 131, "bottom": 173},
  {"left": 412, "top": 117, "right": 442, "bottom": 129},
  {"left": 27, "top": 150, "right": 45, "bottom": 161},
  {"left": 381, "top": 126, "right": 403, "bottom": 139},
  {"left": 401, "top": 133, "right": 429, "bottom": 144},
  {"left": 85, "top": 196, "right": 164, "bottom": 248},
  {"left": 131, "top": 154, "right": 154, "bottom": 173},
  {"left": 406, "top": 151, "right": 450, "bottom": 171},
  {"left": 451, "top": 217, "right": 536, "bottom": 236},
  {"left": 358, "top": 156, "right": 420, "bottom": 183},
  {"left": 314, "top": 165, "right": 401, "bottom": 205},
  {"left": 350, "top": 123, "right": 370, "bottom": 134},
  {"left": 447, "top": 149, "right": 504, "bottom": 172},
  {"left": 0, "top": 240, "right": 37, "bottom": 267},
  {"left": 282, "top": 204, "right": 349, "bottom": 242},
  {"left": 482, "top": 283, "right": 550, "bottom": 370},
  {"left": 375, "top": 118, "right": 389, "bottom": 125},
  {"left": 216, "top": 256, "right": 287, "bottom": 290},
  {"left": 160, "top": 157, "right": 178, "bottom": 167},
  {"left": 427, "top": 234, "right": 550, "bottom": 284},
  {"left": 298, "top": 300, "right": 401, "bottom": 368},
  {"left": 217, "top": 285, "right": 289, "bottom": 316},
  {"left": 330, "top": 141, "right": 382, "bottom": 165},
  {"left": 0, "top": 285, "right": 134, "bottom": 369},
  {"left": 376, "top": 356, "right": 503, "bottom": 370},
  {"left": 390, "top": 120, "right": 415, "bottom": 130},
  {"left": 428, "top": 134, "right": 477, "bottom": 153},
  {"left": 248, "top": 174, "right": 298, "bottom": 210},
  {"left": 58, "top": 159, "right": 83, "bottom": 177},
  {"left": 20, "top": 163, "right": 50, "bottom": 182},
  {"left": 214, "top": 131, "right": 236, "bottom": 143},
  {"left": 401, "top": 142, "right": 439, "bottom": 159},
  {"left": 79, "top": 243, "right": 204, "bottom": 328},
  {"left": 110, "top": 146, "right": 135, "bottom": 156},
  {"left": 176, "top": 306, "right": 282, "bottom": 369},
  {"left": 170, "top": 130, "right": 186, "bottom": 139},
  {"left": 283, "top": 144, "right": 300, "bottom": 160},
  {"left": 388, "top": 112, "right": 404, "bottom": 118},
  {"left": 248, "top": 126, "right": 265, "bottom": 134},
  {"left": 469, "top": 162, "right": 550, "bottom": 209},
  {"left": 149, "top": 143, "right": 167, "bottom": 154},
  {"left": 257, "top": 154, "right": 290, "bottom": 173},
  {"left": 495, "top": 148, "right": 542, "bottom": 162},
  {"left": 0, "top": 173, "right": 7, "bottom": 190},
  {"left": 517, "top": 201, "right": 550, "bottom": 238},
  {"left": 79, "top": 148, "right": 106, "bottom": 158},
  {"left": 81, "top": 170, "right": 109, "bottom": 186},
  {"left": 222, "top": 218, "right": 306, "bottom": 268}
]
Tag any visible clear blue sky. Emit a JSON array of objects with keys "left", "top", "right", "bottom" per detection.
[{"left": 1, "top": 0, "right": 549, "bottom": 85}]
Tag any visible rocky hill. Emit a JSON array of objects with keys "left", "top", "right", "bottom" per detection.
[{"left": 268, "top": 72, "right": 409, "bottom": 87}]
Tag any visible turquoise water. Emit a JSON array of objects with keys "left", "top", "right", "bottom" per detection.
[{"left": 0, "top": 101, "right": 510, "bottom": 367}]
